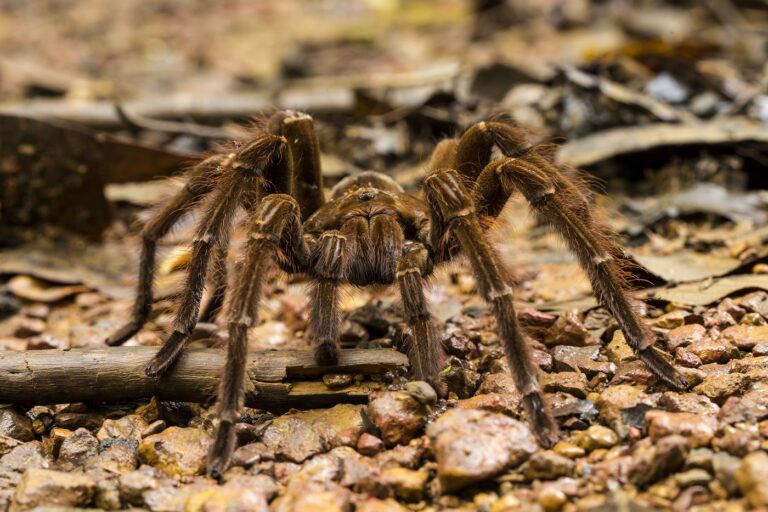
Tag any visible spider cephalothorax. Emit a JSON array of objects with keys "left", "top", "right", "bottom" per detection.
[{"left": 108, "top": 110, "right": 686, "bottom": 477}]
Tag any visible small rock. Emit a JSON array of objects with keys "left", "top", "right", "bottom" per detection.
[
  {"left": 232, "top": 441, "right": 274, "bottom": 468},
  {"left": 595, "top": 385, "right": 652, "bottom": 425},
  {"left": 736, "top": 451, "right": 768, "bottom": 507},
  {"left": 721, "top": 324, "right": 768, "bottom": 350},
  {"left": 356, "top": 433, "right": 384, "bottom": 456},
  {"left": 675, "top": 468, "right": 712, "bottom": 488},
  {"left": 0, "top": 408, "right": 33, "bottom": 442},
  {"left": 552, "top": 441, "right": 585, "bottom": 459},
  {"left": 645, "top": 411, "right": 717, "bottom": 447},
  {"left": 574, "top": 425, "right": 618, "bottom": 452},
  {"left": 543, "top": 311, "right": 591, "bottom": 347},
  {"left": 367, "top": 392, "right": 426, "bottom": 447},
  {"left": 523, "top": 451, "right": 575, "bottom": 480},
  {"left": 477, "top": 373, "right": 520, "bottom": 396},
  {"left": 138, "top": 427, "right": 211, "bottom": 477},
  {"left": 0, "top": 441, "right": 46, "bottom": 473},
  {"left": 688, "top": 339, "right": 737, "bottom": 364},
  {"left": 322, "top": 373, "right": 353, "bottom": 389},
  {"left": 380, "top": 467, "right": 428, "bottom": 501},
  {"left": 261, "top": 404, "right": 366, "bottom": 462},
  {"left": 54, "top": 412, "right": 104, "bottom": 431},
  {"left": 404, "top": 381, "right": 437, "bottom": 406},
  {"left": 606, "top": 331, "right": 634, "bottom": 364},
  {"left": 629, "top": 435, "right": 689, "bottom": 486},
  {"left": 457, "top": 393, "right": 520, "bottom": 415},
  {"left": 97, "top": 415, "right": 148, "bottom": 442},
  {"left": 86, "top": 443, "right": 139, "bottom": 473},
  {"left": 538, "top": 485, "right": 567, "bottom": 512},
  {"left": 427, "top": 408, "right": 538, "bottom": 493},
  {"left": 651, "top": 310, "right": 688, "bottom": 329},
  {"left": 693, "top": 373, "right": 750, "bottom": 403},
  {"left": 674, "top": 348, "right": 702, "bottom": 368},
  {"left": 659, "top": 392, "right": 719, "bottom": 415},
  {"left": 443, "top": 333, "right": 477, "bottom": 358},
  {"left": 543, "top": 372, "right": 589, "bottom": 399},
  {"left": 714, "top": 451, "right": 743, "bottom": 496},
  {"left": 118, "top": 465, "right": 168, "bottom": 506},
  {"left": 58, "top": 428, "right": 98, "bottom": 466},
  {"left": 11, "top": 468, "right": 95, "bottom": 511}
]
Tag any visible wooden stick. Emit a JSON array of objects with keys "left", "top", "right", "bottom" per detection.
[{"left": 0, "top": 347, "right": 407, "bottom": 413}]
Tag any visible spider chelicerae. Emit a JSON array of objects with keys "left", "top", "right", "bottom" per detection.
[{"left": 108, "top": 110, "right": 686, "bottom": 477}]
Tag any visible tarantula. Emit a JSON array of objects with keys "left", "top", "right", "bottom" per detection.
[{"left": 108, "top": 111, "right": 686, "bottom": 477}]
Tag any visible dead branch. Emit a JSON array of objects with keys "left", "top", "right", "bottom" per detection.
[{"left": 0, "top": 347, "right": 408, "bottom": 413}]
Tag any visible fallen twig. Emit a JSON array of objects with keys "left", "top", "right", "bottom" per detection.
[{"left": 0, "top": 347, "right": 408, "bottom": 412}]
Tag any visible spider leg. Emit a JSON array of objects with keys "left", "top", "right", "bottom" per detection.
[
  {"left": 309, "top": 230, "right": 348, "bottom": 365},
  {"left": 146, "top": 135, "right": 288, "bottom": 377},
  {"left": 268, "top": 111, "right": 325, "bottom": 220},
  {"left": 197, "top": 239, "right": 228, "bottom": 323},
  {"left": 397, "top": 241, "right": 445, "bottom": 392},
  {"left": 207, "top": 194, "right": 308, "bottom": 478},
  {"left": 483, "top": 151, "right": 687, "bottom": 389},
  {"left": 106, "top": 155, "right": 227, "bottom": 346},
  {"left": 424, "top": 169, "right": 558, "bottom": 447}
]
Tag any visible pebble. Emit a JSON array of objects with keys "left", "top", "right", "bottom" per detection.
[
  {"left": 543, "top": 372, "right": 589, "bottom": 399},
  {"left": 543, "top": 311, "right": 591, "bottom": 347},
  {"left": 688, "top": 339, "right": 737, "bottom": 364},
  {"left": 552, "top": 441, "right": 585, "bottom": 459},
  {"left": 356, "top": 433, "right": 385, "bottom": 456},
  {"left": 538, "top": 485, "right": 567, "bottom": 511},
  {"left": 736, "top": 451, "right": 768, "bottom": 507},
  {"left": 427, "top": 408, "right": 538, "bottom": 493},
  {"left": 721, "top": 324, "right": 768, "bottom": 350},
  {"left": 118, "top": 465, "right": 169, "bottom": 507},
  {"left": 261, "top": 404, "right": 366, "bottom": 462},
  {"left": 693, "top": 373, "right": 750, "bottom": 403},
  {"left": 628, "top": 435, "right": 689, "bottom": 487},
  {"left": 523, "top": 451, "right": 575, "bottom": 480},
  {"left": 574, "top": 425, "right": 618, "bottom": 452},
  {"left": 57, "top": 428, "right": 98, "bottom": 466},
  {"left": 367, "top": 392, "right": 426, "bottom": 447},
  {"left": 645, "top": 411, "right": 717, "bottom": 447},
  {"left": 668, "top": 325, "right": 707, "bottom": 349},
  {"left": 97, "top": 415, "right": 148, "bottom": 442},
  {"left": 405, "top": 380, "right": 438, "bottom": 406},
  {"left": 659, "top": 392, "right": 719, "bottom": 415},
  {"left": 322, "top": 373, "right": 353, "bottom": 388},
  {"left": 357, "top": 497, "right": 410, "bottom": 512},
  {"left": 0, "top": 408, "right": 33, "bottom": 442},
  {"left": 606, "top": 331, "right": 634, "bottom": 364},
  {"left": 650, "top": 310, "right": 688, "bottom": 329},
  {"left": 138, "top": 427, "right": 211, "bottom": 477},
  {"left": 232, "top": 441, "right": 274, "bottom": 468},
  {"left": 457, "top": 393, "right": 520, "bottom": 415},
  {"left": 379, "top": 467, "right": 429, "bottom": 501},
  {"left": 11, "top": 468, "right": 95, "bottom": 511}
]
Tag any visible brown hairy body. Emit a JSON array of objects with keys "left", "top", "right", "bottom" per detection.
[{"left": 107, "top": 111, "right": 686, "bottom": 477}]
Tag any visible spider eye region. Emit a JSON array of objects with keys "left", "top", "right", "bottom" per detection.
[{"left": 357, "top": 189, "right": 376, "bottom": 201}]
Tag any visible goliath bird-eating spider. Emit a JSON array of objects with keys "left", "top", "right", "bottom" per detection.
[{"left": 107, "top": 111, "right": 686, "bottom": 477}]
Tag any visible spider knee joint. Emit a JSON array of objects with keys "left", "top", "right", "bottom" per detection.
[
  {"left": 592, "top": 254, "right": 613, "bottom": 266},
  {"left": 488, "top": 287, "right": 514, "bottom": 301},
  {"left": 530, "top": 187, "right": 555, "bottom": 209}
]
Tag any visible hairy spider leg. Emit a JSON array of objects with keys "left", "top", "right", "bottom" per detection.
[
  {"left": 424, "top": 169, "right": 559, "bottom": 447},
  {"left": 267, "top": 111, "right": 325, "bottom": 220},
  {"left": 145, "top": 135, "right": 291, "bottom": 377},
  {"left": 397, "top": 241, "right": 444, "bottom": 391},
  {"left": 309, "top": 230, "right": 348, "bottom": 365},
  {"left": 106, "top": 155, "right": 228, "bottom": 346},
  {"left": 207, "top": 194, "right": 309, "bottom": 479},
  {"left": 489, "top": 152, "right": 687, "bottom": 389}
]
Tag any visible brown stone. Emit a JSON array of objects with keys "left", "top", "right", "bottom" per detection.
[
  {"left": 11, "top": 468, "right": 95, "bottom": 511},
  {"left": 138, "top": 427, "right": 211, "bottom": 477},
  {"left": 645, "top": 411, "right": 717, "bottom": 447},
  {"left": 427, "top": 408, "right": 537, "bottom": 493},
  {"left": 666, "top": 324, "right": 706, "bottom": 350},
  {"left": 367, "top": 392, "right": 426, "bottom": 447}
]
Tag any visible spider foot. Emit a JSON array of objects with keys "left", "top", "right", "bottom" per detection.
[
  {"left": 522, "top": 392, "right": 559, "bottom": 448},
  {"left": 145, "top": 331, "right": 188, "bottom": 377},
  {"left": 314, "top": 341, "right": 339, "bottom": 366},
  {"left": 106, "top": 321, "right": 141, "bottom": 347},
  {"left": 206, "top": 420, "right": 236, "bottom": 480},
  {"left": 639, "top": 346, "right": 688, "bottom": 390}
]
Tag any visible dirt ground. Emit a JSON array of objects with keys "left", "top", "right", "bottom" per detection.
[{"left": 2, "top": 1, "right": 768, "bottom": 510}]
